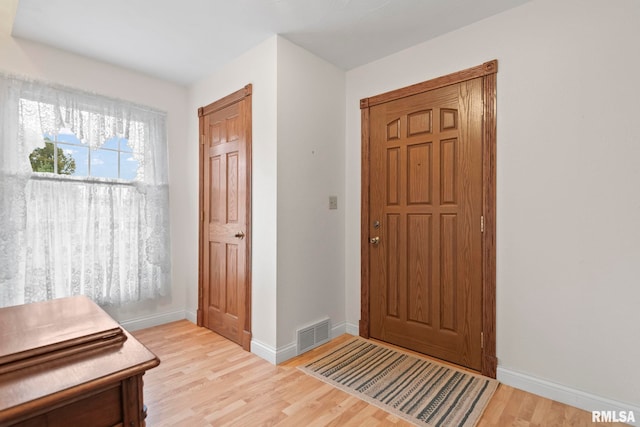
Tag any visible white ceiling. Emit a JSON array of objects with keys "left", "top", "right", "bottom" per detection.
[{"left": 11, "top": 0, "right": 529, "bottom": 85}]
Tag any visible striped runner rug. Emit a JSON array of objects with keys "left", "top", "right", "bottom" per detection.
[{"left": 299, "top": 337, "right": 498, "bottom": 427}]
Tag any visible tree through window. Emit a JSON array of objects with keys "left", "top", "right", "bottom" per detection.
[
  {"left": 28, "top": 129, "right": 141, "bottom": 181},
  {"left": 29, "top": 137, "right": 76, "bottom": 175}
]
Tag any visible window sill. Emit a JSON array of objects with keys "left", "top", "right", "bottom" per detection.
[{"left": 29, "top": 172, "right": 136, "bottom": 186}]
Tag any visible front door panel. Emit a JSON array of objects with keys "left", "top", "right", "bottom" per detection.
[{"left": 368, "top": 79, "right": 483, "bottom": 370}]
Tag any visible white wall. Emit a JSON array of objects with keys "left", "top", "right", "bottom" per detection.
[
  {"left": 345, "top": 0, "right": 640, "bottom": 411},
  {"left": 275, "top": 37, "right": 346, "bottom": 351},
  {"left": 187, "top": 37, "right": 279, "bottom": 350},
  {"left": 187, "top": 36, "right": 347, "bottom": 359},
  {"left": 0, "top": 30, "right": 190, "bottom": 329}
]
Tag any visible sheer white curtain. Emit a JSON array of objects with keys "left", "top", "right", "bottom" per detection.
[{"left": 0, "top": 74, "right": 171, "bottom": 307}]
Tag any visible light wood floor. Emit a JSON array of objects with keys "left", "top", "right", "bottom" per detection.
[{"left": 133, "top": 320, "right": 624, "bottom": 427}]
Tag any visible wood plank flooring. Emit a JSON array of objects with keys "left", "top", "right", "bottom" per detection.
[{"left": 133, "top": 320, "right": 625, "bottom": 426}]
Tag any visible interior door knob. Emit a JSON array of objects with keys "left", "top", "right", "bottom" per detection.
[
  {"left": 370, "top": 236, "right": 380, "bottom": 245},
  {"left": 235, "top": 231, "right": 245, "bottom": 239}
]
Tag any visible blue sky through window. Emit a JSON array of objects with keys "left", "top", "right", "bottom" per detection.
[{"left": 41, "top": 129, "right": 140, "bottom": 180}]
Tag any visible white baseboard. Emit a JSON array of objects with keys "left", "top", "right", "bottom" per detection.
[
  {"left": 276, "top": 343, "right": 297, "bottom": 364},
  {"left": 498, "top": 367, "right": 640, "bottom": 427},
  {"left": 251, "top": 339, "right": 277, "bottom": 364},
  {"left": 185, "top": 309, "right": 197, "bottom": 324},
  {"left": 253, "top": 320, "right": 360, "bottom": 365},
  {"left": 331, "top": 321, "right": 346, "bottom": 338},
  {"left": 345, "top": 322, "right": 359, "bottom": 336},
  {"left": 119, "top": 310, "right": 187, "bottom": 332}
]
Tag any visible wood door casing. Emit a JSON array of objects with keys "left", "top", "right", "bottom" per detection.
[
  {"left": 360, "top": 61, "right": 497, "bottom": 377},
  {"left": 198, "top": 85, "right": 252, "bottom": 351}
]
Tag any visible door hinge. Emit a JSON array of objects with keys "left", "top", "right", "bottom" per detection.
[
  {"left": 200, "top": 134, "right": 205, "bottom": 145},
  {"left": 200, "top": 211, "right": 204, "bottom": 222},
  {"left": 481, "top": 332, "right": 484, "bottom": 349},
  {"left": 481, "top": 215, "right": 485, "bottom": 233}
]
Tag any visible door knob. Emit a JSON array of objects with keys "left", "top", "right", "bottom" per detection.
[
  {"left": 235, "top": 231, "right": 245, "bottom": 239},
  {"left": 370, "top": 236, "right": 380, "bottom": 245}
]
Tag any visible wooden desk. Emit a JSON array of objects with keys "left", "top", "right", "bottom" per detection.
[{"left": 0, "top": 296, "right": 160, "bottom": 427}]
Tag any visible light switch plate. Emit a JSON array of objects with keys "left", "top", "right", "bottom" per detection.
[{"left": 329, "top": 196, "right": 338, "bottom": 210}]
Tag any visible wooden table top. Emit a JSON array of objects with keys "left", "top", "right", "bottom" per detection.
[
  {"left": 0, "top": 296, "right": 160, "bottom": 422},
  {"left": 0, "top": 296, "right": 123, "bottom": 368}
]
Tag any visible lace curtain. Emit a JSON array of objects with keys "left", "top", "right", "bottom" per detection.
[{"left": 0, "top": 74, "right": 171, "bottom": 307}]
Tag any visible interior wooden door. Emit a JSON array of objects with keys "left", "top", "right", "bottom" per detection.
[
  {"left": 366, "top": 78, "right": 484, "bottom": 370},
  {"left": 198, "top": 86, "right": 252, "bottom": 351}
]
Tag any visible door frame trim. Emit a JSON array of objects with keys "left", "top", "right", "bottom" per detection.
[
  {"left": 197, "top": 84, "right": 253, "bottom": 351},
  {"left": 359, "top": 61, "right": 497, "bottom": 377}
]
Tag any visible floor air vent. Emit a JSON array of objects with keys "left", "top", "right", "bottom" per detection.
[{"left": 297, "top": 318, "right": 330, "bottom": 355}]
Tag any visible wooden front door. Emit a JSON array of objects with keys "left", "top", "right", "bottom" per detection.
[
  {"left": 198, "top": 85, "right": 252, "bottom": 351},
  {"left": 360, "top": 61, "right": 497, "bottom": 376}
]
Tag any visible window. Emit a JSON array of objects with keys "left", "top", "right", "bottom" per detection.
[
  {"left": 29, "top": 132, "right": 141, "bottom": 180},
  {"left": 0, "top": 74, "right": 171, "bottom": 308}
]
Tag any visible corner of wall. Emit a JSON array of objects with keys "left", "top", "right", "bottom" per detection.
[{"left": 0, "top": 0, "right": 18, "bottom": 35}]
